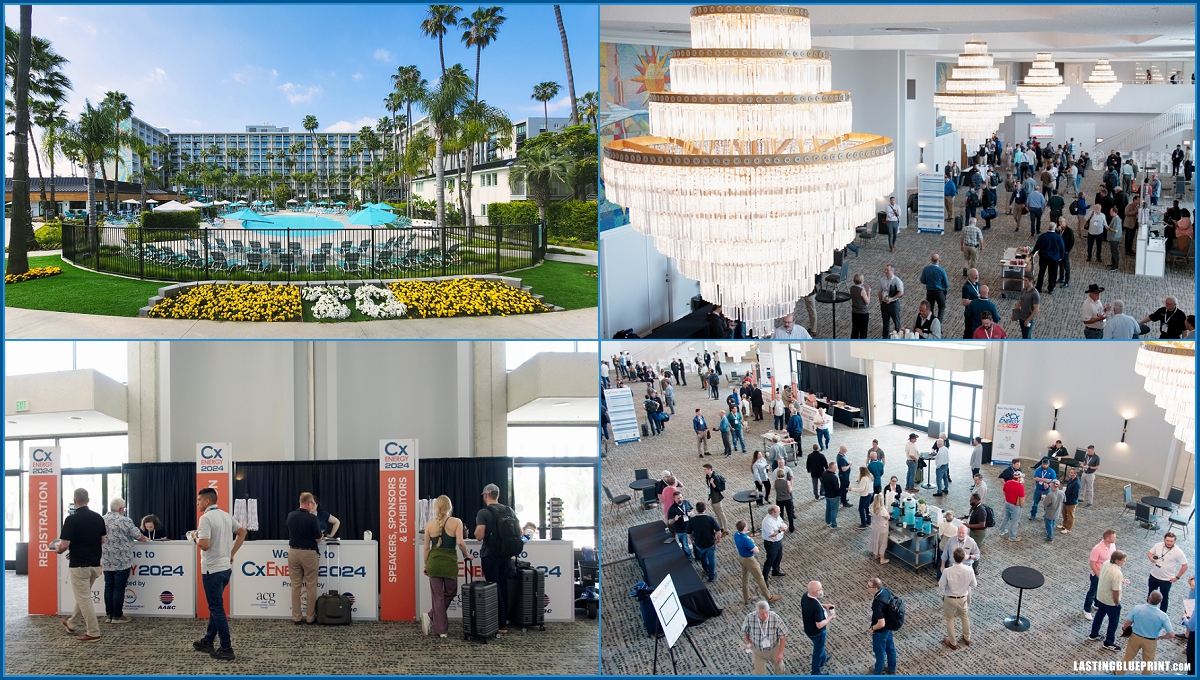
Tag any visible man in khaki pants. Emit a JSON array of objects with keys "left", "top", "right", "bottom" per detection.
[
  {"left": 286, "top": 492, "right": 325, "bottom": 624},
  {"left": 937, "top": 547, "right": 977, "bottom": 649},
  {"left": 55, "top": 488, "right": 107, "bottom": 642},
  {"left": 741, "top": 600, "right": 789, "bottom": 674},
  {"left": 733, "top": 521, "right": 780, "bottom": 606},
  {"left": 1116, "top": 591, "right": 1175, "bottom": 674}
]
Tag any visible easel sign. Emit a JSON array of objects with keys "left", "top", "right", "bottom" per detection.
[{"left": 651, "top": 574, "right": 686, "bottom": 648}]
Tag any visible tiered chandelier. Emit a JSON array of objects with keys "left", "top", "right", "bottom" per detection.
[
  {"left": 1083, "top": 59, "right": 1122, "bottom": 107},
  {"left": 1016, "top": 53, "right": 1070, "bottom": 121},
  {"left": 1134, "top": 342, "right": 1194, "bottom": 454},
  {"left": 603, "top": 5, "right": 894, "bottom": 335},
  {"left": 932, "top": 41, "right": 1018, "bottom": 150}
]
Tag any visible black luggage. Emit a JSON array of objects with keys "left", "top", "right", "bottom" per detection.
[
  {"left": 954, "top": 215, "right": 964, "bottom": 231},
  {"left": 641, "top": 423, "right": 650, "bottom": 437},
  {"left": 315, "top": 540, "right": 352, "bottom": 625},
  {"left": 462, "top": 560, "right": 500, "bottom": 642},
  {"left": 510, "top": 560, "right": 546, "bottom": 631}
]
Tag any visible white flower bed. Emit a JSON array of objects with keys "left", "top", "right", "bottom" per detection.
[
  {"left": 303, "top": 285, "right": 351, "bottom": 319},
  {"left": 354, "top": 284, "right": 407, "bottom": 319}
]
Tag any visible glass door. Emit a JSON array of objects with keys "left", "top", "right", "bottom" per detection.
[
  {"left": 60, "top": 468, "right": 122, "bottom": 520},
  {"left": 949, "top": 383, "right": 981, "bottom": 442},
  {"left": 912, "top": 378, "right": 934, "bottom": 429}
]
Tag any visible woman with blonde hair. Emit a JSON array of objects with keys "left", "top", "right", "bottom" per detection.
[
  {"left": 854, "top": 466, "right": 874, "bottom": 528},
  {"left": 422, "top": 495, "right": 470, "bottom": 637},
  {"left": 868, "top": 493, "right": 891, "bottom": 564}
]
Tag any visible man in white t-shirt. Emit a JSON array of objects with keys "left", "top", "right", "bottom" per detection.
[
  {"left": 1081, "top": 284, "right": 1109, "bottom": 339},
  {"left": 904, "top": 433, "right": 920, "bottom": 491},
  {"left": 1146, "top": 533, "right": 1189, "bottom": 614},
  {"left": 191, "top": 487, "right": 246, "bottom": 660},
  {"left": 772, "top": 313, "right": 813, "bottom": 340}
]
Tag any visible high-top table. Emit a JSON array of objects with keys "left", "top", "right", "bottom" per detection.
[
  {"left": 1001, "top": 566, "right": 1045, "bottom": 631},
  {"left": 732, "top": 489, "right": 763, "bottom": 536}
]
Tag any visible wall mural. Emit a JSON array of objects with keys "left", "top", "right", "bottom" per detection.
[
  {"left": 935, "top": 61, "right": 954, "bottom": 138},
  {"left": 599, "top": 42, "right": 674, "bottom": 233}
]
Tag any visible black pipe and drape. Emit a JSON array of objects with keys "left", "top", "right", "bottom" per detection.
[
  {"left": 798, "top": 360, "right": 871, "bottom": 427},
  {"left": 418, "top": 457, "right": 513, "bottom": 540},
  {"left": 123, "top": 462, "right": 196, "bottom": 540},
  {"left": 231, "top": 460, "right": 379, "bottom": 541}
]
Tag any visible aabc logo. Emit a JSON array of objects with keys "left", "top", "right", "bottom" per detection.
[
  {"left": 382, "top": 441, "right": 412, "bottom": 470},
  {"left": 30, "top": 448, "right": 54, "bottom": 474},
  {"left": 159, "top": 590, "right": 176, "bottom": 610},
  {"left": 199, "top": 445, "right": 226, "bottom": 472}
]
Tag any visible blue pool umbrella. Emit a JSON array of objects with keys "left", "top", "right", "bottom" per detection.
[
  {"left": 265, "top": 200, "right": 274, "bottom": 205},
  {"left": 304, "top": 201, "right": 314, "bottom": 206},
  {"left": 225, "top": 208, "right": 274, "bottom": 225},
  {"left": 346, "top": 206, "right": 399, "bottom": 226},
  {"left": 333, "top": 201, "right": 347, "bottom": 206},
  {"left": 367, "top": 202, "right": 395, "bottom": 212}
]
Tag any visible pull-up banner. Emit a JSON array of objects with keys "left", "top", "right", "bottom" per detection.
[
  {"left": 196, "top": 442, "right": 232, "bottom": 618},
  {"left": 28, "top": 445, "right": 60, "bottom": 614},
  {"left": 379, "top": 438, "right": 418, "bottom": 621}
]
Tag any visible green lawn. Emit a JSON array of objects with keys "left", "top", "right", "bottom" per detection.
[
  {"left": 4, "top": 255, "right": 164, "bottom": 317},
  {"left": 509, "top": 260, "right": 597, "bottom": 310}
]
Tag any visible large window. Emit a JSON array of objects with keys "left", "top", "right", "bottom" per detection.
[
  {"left": 505, "top": 341, "right": 598, "bottom": 372},
  {"left": 511, "top": 459, "right": 597, "bottom": 551},
  {"left": 5, "top": 341, "right": 128, "bottom": 383},
  {"left": 892, "top": 365, "right": 984, "bottom": 443}
]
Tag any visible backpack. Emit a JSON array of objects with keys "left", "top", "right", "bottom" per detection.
[
  {"left": 983, "top": 504, "right": 996, "bottom": 528},
  {"left": 966, "top": 192, "right": 979, "bottom": 208},
  {"left": 883, "top": 592, "right": 906, "bottom": 631},
  {"left": 712, "top": 472, "right": 727, "bottom": 493},
  {"left": 485, "top": 504, "right": 525, "bottom": 559},
  {"left": 1069, "top": 201, "right": 1078, "bottom": 215}
]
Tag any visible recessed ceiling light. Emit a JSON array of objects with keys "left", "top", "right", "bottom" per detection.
[
  {"left": 6, "top": 420, "right": 16, "bottom": 425},
  {"left": 554, "top": 402, "right": 571, "bottom": 407},
  {"left": 69, "top": 416, "right": 83, "bottom": 420},
  {"left": 873, "top": 27, "right": 943, "bottom": 34}
]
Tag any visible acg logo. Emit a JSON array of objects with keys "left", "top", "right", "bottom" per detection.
[
  {"left": 253, "top": 592, "right": 276, "bottom": 608},
  {"left": 241, "top": 560, "right": 289, "bottom": 577},
  {"left": 200, "top": 446, "right": 223, "bottom": 459}
]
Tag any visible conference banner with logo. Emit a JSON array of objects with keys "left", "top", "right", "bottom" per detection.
[
  {"left": 28, "top": 445, "right": 60, "bottom": 614},
  {"left": 196, "top": 442, "right": 232, "bottom": 618},
  {"left": 603, "top": 387, "right": 640, "bottom": 444},
  {"left": 230, "top": 540, "right": 378, "bottom": 620},
  {"left": 416, "top": 539, "right": 575, "bottom": 623},
  {"left": 59, "top": 541, "right": 196, "bottom": 617},
  {"left": 991, "top": 404, "right": 1026, "bottom": 464},
  {"left": 379, "top": 438, "right": 418, "bottom": 621}
]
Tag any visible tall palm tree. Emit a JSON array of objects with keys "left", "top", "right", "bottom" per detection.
[
  {"left": 384, "top": 91, "right": 404, "bottom": 172},
  {"left": 375, "top": 116, "right": 394, "bottom": 198},
  {"left": 61, "top": 100, "right": 116, "bottom": 233},
  {"left": 509, "top": 143, "right": 571, "bottom": 223},
  {"left": 7, "top": 5, "right": 33, "bottom": 274},
  {"left": 419, "top": 63, "right": 473, "bottom": 229},
  {"left": 39, "top": 102, "right": 69, "bottom": 219},
  {"left": 151, "top": 142, "right": 172, "bottom": 192},
  {"left": 101, "top": 90, "right": 133, "bottom": 209},
  {"left": 458, "top": 100, "right": 512, "bottom": 233},
  {"left": 30, "top": 99, "right": 65, "bottom": 216},
  {"left": 554, "top": 6, "right": 578, "bottom": 126},
  {"left": 127, "top": 136, "right": 155, "bottom": 211},
  {"left": 315, "top": 135, "right": 328, "bottom": 198},
  {"left": 6, "top": 25, "right": 72, "bottom": 215},
  {"left": 579, "top": 91, "right": 599, "bottom": 132},
  {"left": 531, "top": 81, "right": 561, "bottom": 135},
  {"left": 460, "top": 6, "right": 505, "bottom": 102},
  {"left": 391, "top": 65, "right": 426, "bottom": 210},
  {"left": 420, "top": 5, "right": 462, "bottom": 76}
]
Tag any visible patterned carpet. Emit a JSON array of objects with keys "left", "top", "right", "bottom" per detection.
[
  {"left": 600, "top": 378, "right": 1194, "bottom": 675},
  {"left": 791, "top": 165, "right": 1194, "bottom": 340},
  {"left": 4, "top": 572, "right": 599, "bottom": 675}
]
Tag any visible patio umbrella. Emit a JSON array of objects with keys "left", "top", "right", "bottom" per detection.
[
  {"left": 145, "top": 199, "right": 159, "bottom": 204},
  {"left": 317, "top": 200, "right": 328, "bottom": 205},
  {"left": 184, "top": 200, "right": 209, "bottom": 208},
  {"left": 333, "top": 201, "right": 347, "bottom": 206},
  {"left": 121, "top": 198, "right": 142, "bottom": 204},
  {"left": 304, "top": 201, "right": 314, "bottom": 206},
  {"left": 346, "top": 205, "right": 399, "bottom": 227},
  {"left": 152, "top": 200, "right": 195, "bottom": 213},
  {"left": 286, "top": 199, "right": 299, "bottom": 204},
  {"left": 251, "top": 200, "right": 264, "bottom": 206},
  {"left": 265, "top": 201, "right": 274, "bottom": 205},
  {"left": 224, "top": 208, "right": 274, "bottom": 225},
  {"left": 213, "top": 200, "right": 231, "bottom": 206},
  {"left": 232, "top": 200, "right": 246, "bottom": 206}
]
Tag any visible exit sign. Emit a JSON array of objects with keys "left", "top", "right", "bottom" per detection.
[{"left": 15, "top": 400, "right": 28, "bottom": 411}]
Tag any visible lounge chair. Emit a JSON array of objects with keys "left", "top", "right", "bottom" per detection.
[{"left": 308, "top": 253, "right": 328, "bottom": 274}]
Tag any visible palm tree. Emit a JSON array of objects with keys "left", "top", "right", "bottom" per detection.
[
  {"left": 509, "top": 143, "right": 571, "bottom": 224},
  {"left": 39, "top": 102, "right": 68, "bottom": 219},
  {"left": 391, "top": 65, "right": 426, "bottom": 209},
  {"left": 315, "top": 135, "right": 328, "bottom": 199},
  {"left": 458, "top": 100, "right": 512, "bottom": 233},
  {"left": 460, "top": 6, "right": 506, "bottom": 102},
  {"left": 531, "top": 81, "right": 561, "bottom": 135},
  {"left": 419, "top": 64, "right": 472, "bottom": 229},
  {"left": 101, "top": 90, "right": 133, "bottom": 209},
  {"left": 30, "top": 99, "right": 65, "bottom": 216},
  {"left": 384, "top": 91, "right": 404, "bottom": 171},
  {"left": 375, "top": 116, "right": 394, "bottom": 198},
  {"left": 554, "top": 6, "right": 578, "bottom": 126},
  {"left": 127, "top": 136, "right": 155, "bottom": 211},
  {"left": 579, "top": 91, "right": 599, "bottom": 132},
  {"left": 7, "top": 5, "right": 33, "bottom": 274},
  {"left": 6, "top": 24, "right": 72, "bottom": 218},
  {"left": 61, "top": 101, "right": 116, "bottom": 238},
  {"left": 151, "top": 142, "right": 172, "bottom": 192},
  {"left": 420, "top": 5, "right": 462, "bottom": 75}
]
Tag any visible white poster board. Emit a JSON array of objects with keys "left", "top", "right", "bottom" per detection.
[
  {"left": 918, "top": 172, "right": 945, "bottom": 234},
  {"left": 991, "top": 404, "right": 1026, "bottom": 464},
  {"left": 800, "top": 404, "right": 819, "bottom": 434},
  {"left": 415, "top": 539, "right": 575, "bottom": 622},
  {"left": 605, "top": 387, "right": 641, "bottom": 444},
  {"left": 229, "top": 540, "right": 379, "bottom": 620},
  {"left": 59, "top": 541, "right": 196, "bottom": 617},
  {"left": 650, "top": 573, "right": 687, "bottom": 648}
]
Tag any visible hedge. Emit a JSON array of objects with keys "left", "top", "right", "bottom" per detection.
[
  {"left": 142, "top": 210, "right": 202, "bottom": 232},
  {"left": 34, "top": 222, "right": 63, "bottom": 249},
  {"left": 488, "top": 200, "right": 597, "bottom": 242}
]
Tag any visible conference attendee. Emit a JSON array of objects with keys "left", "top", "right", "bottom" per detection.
[
  {"left": 960, "top": 493, "right": 987, "bottom": 548},
  {"left": 767, "top": 434, "right": 790, "bottom": 472},
  {"left": 667, "top": 490, "right": 693, "bottom": 559},
  {"left": 1123, "top": 194, "right": 1141, "bottom": 256},
  {"left": 718, "top": 410, "right": 733, "bottom": 457},
  {"left": 688, "top": 502, "right": 722, "bottom": 582},
  {"left": 943, "top": 174, "right": 957, "bottom": 225},
  {"left": 864, "top": 439, "right": 885, "bottom": 465},
  {"left": 1090, "top": 552, "right": 1129, "bottom": 651},
  {"left": 1141, "top": 297, "right": 1187, "bottom": 339},
  {"left": 867, "top": 451, "right": 884, "bottom": 496},
  {"left": 800, "top": 581, "right": 835, "bottom": 676},
  {"left": 56, "top": 488, "right": 106, "bottom": 642},
  {"left": 867, "top": 578, "right": 898, "bottom": 675},
  {"left": 772, "top": 312, "right": 813, "bottom": 340},
  {"left": 771, "top": 396, "right": 786, "bottom": 431},
  {"left": 1081, "top": 283, "right": 1110, "bottom": 338},
  {"left": 735, "top": 521, "right": 779, "bottom": 605},
  {"left": 1063, "top": 467, "right": 1081, "bottom": 534},
  {"left": 919, "top": 254, "right": 949, "bottom": 322},
  {"left": 938, "top": 547, "right": 977, "bottom": 650},
  {"left": 1184, "top": 314, "right": 1196, "bottom": 339},
  {"left": 1116, "top": 592, "right": 1176, "bottom": 675},
  {"left": 1081, "top": 445, "right": 1100, "bottom": 507},
  {"left": 912, "top": 300, "right": 942, "bottom": 339},
  {"left": 1016, "top": 274, "right": 1040, "bottom": 338},
  {"left": 751, "top": 385, "right": 765, "bottom": 421},
  {"left": 878, "top": 264, "right": 904, "bottom": 338},
  {"left": 476, "top": 483, "right": 519, "bottom": 634},
  {"left": 960, "top": 268, "right": 981, "bottom": 338},
  {"left": 1025, "top": 186, "right": 1046, "bottom": 234},
  {"left": 970, "top": 474, "right": 988, "bottom": 506},
  {"left": 774, "top": 468, "right": 796, "bottom": 534},
  {"left": 1172, "top": 144, "right": 1185, "bottom": 176},
  {"left": 850, "top": 273, "right": 872, "bottom": 338},
  {"left": 761, "top": 505, "right": 787, "bottom": 583},
  {"left": 1085, "top": 529, "right": 1119, "bottom": 620},
  {"left": 192, "top": 486, "right": 246, "bottom": 659},
  {"left": 707, "top": 369, "right": 721, "bottom": 400},
  {"left": 960, "top": 219, "right": 983, "bottom": 276},
  {"left": 814, "top": 407, "right": 831, "bottom": 451},
  {"left": 932, "top": 434, "right": 951, "bottom": 497},
  {"left": 786, "top": 409, "right": 803, "bottom": 453},
  {"left": 1105, "top": 206, "right": 1124, "bottom": 271},
  {"left": 1030, "top": 457, "right": 1057, "bottom": 519},
  {"left": 101, "top": 497, "right": 147, "bottom": 625},
  {"left": 600, "top": 360, "right": 610, "bottom": 388},
  {"left": 853, "top": 467, "right": 874, "bottom": 529},
  {"left": 882, "top": 476, "right": 903, "bottom": 507},
  {"left": 693, "top": 409, "right": 711, "bottom": 458},
  {"left": 868, "top": 494, "right": 891, "bottom": 565},
  {"left": 821, "top": 462, "right": 841, "bottom": 528},
  {"left": 1041, "top": 480, "right": 1065, "bottom": 542},
  {"left": 140, "top": 514, "right": 167, "bottom": 540},
  {"left": 663, "top": 381, "right": 677, "bottom": 416},
  {"left": 997, "top": 471, "right": 1025, "bottom": 542},
  {"left": 311, "top": 496, "right": 340, "bottom": 538},
  {"left": 885, "top": 195, "right": 901, "bottom": 251},
  {"left": 968, "top": 293, "right": 1002, "bottom": 340},
  {"left": 422, "top": 494, "right": 470, "bottom": 637},
  {"left": 703, "top": 464, "right": 730, "bottom": 534},
  {"left": 742, "top": 600, "right": 790, "bottom": 675},
  {"left": 967, "top": 437, "right": 983, "bottom": 477},
  {"left": 998, "top": 458, "right": 1022, "bottom": 482},
  {"left": 1085, "top": 202, "right": 1109, "bottom": 262},
  {"left": 1029, "top": 224, "right": 1065, "bottom": 294},
  {"left": 752, "top": 452, "right": 771, "bottom": 506},
  {"left": 1146, "top": 533, "right": 1189, "bottom": 614},
  {"left": 659, "top": 474, "right": 684, "bottom": 520},
  {"left": 730, "top": 406, "right": 747, "bottom": 453},
  {"left": 904, "top": 433, "right": 920, "bottom": 492},
  {"left": 288, "top": 492, "right": 324, "bottom": 625},
  {"left": 806, "top": 445, "right": 828, "bottom": 501}
]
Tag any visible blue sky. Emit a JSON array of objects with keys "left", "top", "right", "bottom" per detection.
[{"left": 7, "top": 4, "right": 598, "bottom": 133}]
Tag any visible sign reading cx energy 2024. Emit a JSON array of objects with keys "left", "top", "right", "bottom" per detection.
[
  {"left": 196, "top": 442, "right": 232, "bottom": 619},
  {"left": 28, "top": 446, "right": 60, "bottom": 615},
  {"left": 379, "top": 439, "right": 417, "bottom": 621}
]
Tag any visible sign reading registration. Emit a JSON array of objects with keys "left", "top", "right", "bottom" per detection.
[
  {"left": 27, "top": 446, "right": 60, "bottom": 614},
  {"left": 379, "top": 439, "right": 417, "bottom": 621}
]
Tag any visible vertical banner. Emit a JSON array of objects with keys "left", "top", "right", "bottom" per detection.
[
  {"left": 379, "top": 438, "right": 418, "bottom": 621},
  {"left": 603, "top": 387, "right": 640, "bottom": 444},
  {"left": 991, "top": 405, "right": 1025, "bottom": 464},
  {"left": 196, "top": 443, "right": 232, "bottom": 618},
  {"left": 27, "top": 445, "right": 60, "bottom": 614},
  {"left": 918, "top": 172, "right": 946, "bottom": 234},
  {"left": 758, "top": 353, "right": 776, "bottom": 399}
]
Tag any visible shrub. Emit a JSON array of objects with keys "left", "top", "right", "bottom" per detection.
[
  {"left": 488, "top": 199, "right": 597, "bottom": 243},
  {"left": 147, "top": 283, "right": 302, "bottom": 322},
  {"left": 5, "top": 266, "right": 62, "bottom": 284},
  {"left": 142, "top": 209, "right": 202, "bottom": 233},
  {"left": 388, "top": 278, "right": 549, "bottom": 317},
  {"left": 34, "top": 221, "right": 63, "bottom": 249}
]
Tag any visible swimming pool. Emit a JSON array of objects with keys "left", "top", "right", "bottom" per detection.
[{"left": 236, "top": 213, "right": 344, "bottom": 237}]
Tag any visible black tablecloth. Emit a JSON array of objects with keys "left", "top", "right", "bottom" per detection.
[{"left": 627, "top": 521, "right": 722, "bottom": 625}]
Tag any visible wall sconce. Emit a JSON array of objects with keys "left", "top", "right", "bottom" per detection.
[
  {"left": 1096, "top": 137, "right": 1104, "bottom": 145},
  {"left": 1052, "top": 407, "right": 1059, "bottom": 431},
  {"left": 1120, "top": 418, "right": 1129, "bottom": 443},
  {"left": 919, "top": 143, "right": 925, "bottom": 164}
]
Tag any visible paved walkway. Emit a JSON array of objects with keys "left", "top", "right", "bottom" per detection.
[
  {"left": 5, "top": 305, "right": 598, "bottom": 339},
  {"left": 545, "top": 245, "right": 598, "bottom": 266}
]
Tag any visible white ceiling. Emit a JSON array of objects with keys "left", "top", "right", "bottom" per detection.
[
  {"left": 507, "top": 397, "right": 598, "bottom": 425},
  {"left": 601, "top": 5, "right": 1197, "bottom": 59},
  {"left": 5, "top": 410, "right": 128, "bottom": 439}
]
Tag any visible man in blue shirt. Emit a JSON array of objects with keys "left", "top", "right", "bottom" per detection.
[
  {"left": 965, "top": 285, "right": 1000, "bottom": 338},
  {"left": 867, "top": 578, "right": 898, "bottom": 675},
  {"left": 1030, "top": 458, "right": 1057, "bottom": 519},
  {"left": 693, "top": 409, "right": 710, "bottom": 458},
  {"left": 919, "top": 254, "right": 949, "bottom": 322},
  {"left": 1029, "top": 227, "right": 1065, "bottom": 295},
  {"left": 734, "top": 520, "right": 779, "bottom": 605},
  {"left": 944, "top": 176, "right": 958, "bottom": 224},
  {"left": 1025, "top": 188, "right": 1047, "bottom": 235},
  {"left": 1116, "top": 591, "right": 1175, "bottom": 675}
]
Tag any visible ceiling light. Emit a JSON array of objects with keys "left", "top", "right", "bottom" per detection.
[
  {"left": 6, "top": 420, "right": 15, "bottom": 425},
  {"left": 1016, "top": 53, "right": 1070, "bottom": 121},
  {"left": 554, "top": 402, "right": 571, "bottom": 407},
  {"left": 1083, "top": 59, "right": 1122, "bottom": 107},
  {"left": 1134, "top": 342, "right": 1193, "bottom": 454},
  {"left": 932, "top": 41, "right": 1018, "bottom": 151},
  {"left": 603, "top": 5, "right": 894, "bottom": 335},
  {"left": 69, "top": 416, "right": 83, "bottom": 420},
  {"left": 872, "top": 27, "right": 942, "bottom": 34}
]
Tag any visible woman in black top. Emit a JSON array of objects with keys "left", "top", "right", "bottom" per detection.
[{"left": 140, "top": 514, "right": 167, "bottom": 540}]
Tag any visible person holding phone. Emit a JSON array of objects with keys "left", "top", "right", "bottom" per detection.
[
  {"left": 800, "top": 580, "right": 835, "bottom": 675},
  {"left": 1146, "top": 533, "right": 1189, "bottom": 614}
]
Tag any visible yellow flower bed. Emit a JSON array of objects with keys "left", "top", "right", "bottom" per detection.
[
  {"left": 389, "top": 278, "right": 550, "bottom": 318},
  {"left": 148, "top": 284, "right": 302, "bottom": 322},
  {"left": 5, "top": 266, "right": 62, "bottom": 284}
]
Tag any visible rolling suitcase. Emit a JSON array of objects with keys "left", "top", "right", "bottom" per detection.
[
  {"left": 462, "top": 560, "right": 499, "bottom": 642},
  {"left": 510, "top": 560, "right": 546, "bottom": 631},
  {"left": 954, "top": 215, "right": 964, "bottom": 231},
  {"left": 315, "top": 540, "right": 352, "bottom": 625}
]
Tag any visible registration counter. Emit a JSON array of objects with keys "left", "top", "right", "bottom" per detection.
[
  {"left": 58, "top": 541, "right": 197, "bottom": 617},
  {"left": 229, "top": 540, "right": 379, "bottom": 620}
]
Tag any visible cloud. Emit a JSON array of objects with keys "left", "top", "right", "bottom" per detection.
[
  {"left": 56, "top": 15, "right": 97, "bottom": 36},
  {"left": 324, "top": 117, "right": 376, "bottom": 133},
  {"left": 521, "top": 95, "right": 574, "bottom": 115},
  {"left": 143, "top": 68, "right": 168, "bottom": 84},
  {"left": 353, "top": 73, "right": 363, "bottom": 81},
  {"left": 278, "top": 82, "right": 323, "bottom": 104},
  {"left": 374, "top": 48, "right": 393, "bottom": 62}
]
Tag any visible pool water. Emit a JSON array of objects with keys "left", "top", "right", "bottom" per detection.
[{"left": 236, "top": 213, "right": 344, "bottom": 237}]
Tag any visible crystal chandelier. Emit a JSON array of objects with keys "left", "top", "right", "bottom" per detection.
[
  {"left": 602, "top": 5, "right": 894, "bottom": 335},
  {"left": 1083, "top": 59, "right": 1122, "bottom": 107},
  {"left": 1134, "top": 342, "right": 1194, "bottom": 454},
  {"left": 932, "top": 41, "right": 1018, "bottom": 150},
  {"left": 1016, "top": 52, "right": 1069, "bottom": 121}
]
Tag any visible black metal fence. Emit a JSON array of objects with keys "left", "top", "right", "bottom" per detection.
[{"left": 62, "top": 223, "right": 545, "bottom": 283}]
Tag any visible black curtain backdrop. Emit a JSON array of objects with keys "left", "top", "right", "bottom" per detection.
[
  {"left": 798, "top": 360, "right": 871, "bottom": 427},
  {"left": 232, "top": 460, "right": 378, "bottom": 541},
  {"left": 123, "top": 462, "right": 196, "bottom": 540},
  {"left": 419, "top": 457, "right": 513, "bottom": 541}
]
